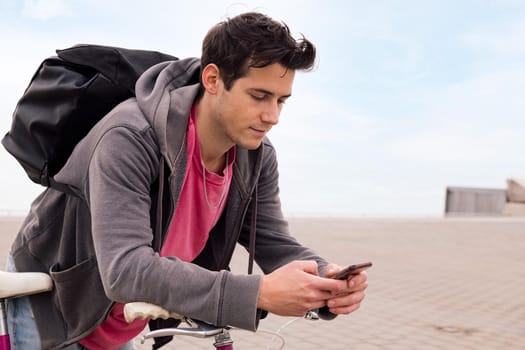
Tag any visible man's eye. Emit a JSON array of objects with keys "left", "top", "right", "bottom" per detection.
[{"left": 251, "top": 94, "right": 266, "bottom": 101}]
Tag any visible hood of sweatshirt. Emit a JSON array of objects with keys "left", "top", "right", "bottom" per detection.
[{"left": 135, "top": 58, "right": 201, "bottom": 170}]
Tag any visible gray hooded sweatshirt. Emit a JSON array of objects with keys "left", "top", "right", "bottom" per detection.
[{"left": 10, "top": 58, "right": 326, "bottom": 349}]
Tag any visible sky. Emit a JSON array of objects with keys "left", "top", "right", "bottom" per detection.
[{"left": 0, "top": 0, "right": 524, "bottom": 217}]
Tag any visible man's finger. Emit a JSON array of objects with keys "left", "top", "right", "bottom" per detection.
[{"left": 294, "top": 260, "right": 319, "bottom": 276}]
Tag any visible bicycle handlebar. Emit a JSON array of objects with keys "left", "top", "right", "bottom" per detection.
[
  {"left": 0, "top": 271, "right": 52, "bottom": 299},
  {"left": 141, "top": 320, "right": 226, "bottom": 340}
]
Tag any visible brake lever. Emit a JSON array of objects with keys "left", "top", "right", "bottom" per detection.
[{"left": 141, "top": 317, "right": 229, "bottom": 343}]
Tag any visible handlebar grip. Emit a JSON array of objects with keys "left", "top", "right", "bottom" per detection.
[{"left": 123, "top": 302, "right": 183, "bottom": 323}]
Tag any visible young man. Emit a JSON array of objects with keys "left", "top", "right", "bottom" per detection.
[{"left": 7, "top": 12, "right": 368, "bottom": 349}]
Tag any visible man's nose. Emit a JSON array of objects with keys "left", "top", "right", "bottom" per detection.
[{"left": 261, "top": 103, "right": 280, "bottom": 125}]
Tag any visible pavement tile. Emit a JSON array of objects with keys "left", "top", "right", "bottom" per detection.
[{"left": 2, "top": 216, "right": 525, "bottom": 349}]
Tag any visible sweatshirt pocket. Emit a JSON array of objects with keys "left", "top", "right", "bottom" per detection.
[{"left": 49, "top": 257, "right": 112, "bottom": 337}]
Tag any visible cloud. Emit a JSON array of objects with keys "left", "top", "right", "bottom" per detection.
[
  {"left": 389, "top": 66, "right": 525, "bottom": 162},
  {"left": 272, "top": 90, "right": 380, "bottom": 146},
  {"left": 389, "top": 125, "right": 523, "bottom": 163},
  {"left": 1, "top": 1, "right": 524, "bottom": 216},
  {"left": 21, "top": 0, "right": 70, "bottom": 20},
  {"left": 462, "top": 17, "right": 525, "bottom": 54}
]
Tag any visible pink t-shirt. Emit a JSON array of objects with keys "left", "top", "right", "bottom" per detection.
[
  {"left": 80, "top": 104, "right": 235, "bottom": 350},
  {"left": 160, "top": 104, "right": 235, "bottom": 259}
]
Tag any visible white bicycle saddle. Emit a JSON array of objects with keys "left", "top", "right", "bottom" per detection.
[{"left": 0, "top": 271, "right": 53, "bottom": 299}]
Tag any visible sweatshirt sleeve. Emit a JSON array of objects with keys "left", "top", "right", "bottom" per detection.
[{"left": 86, "top": 125, "right": 262, "bottom": 330}]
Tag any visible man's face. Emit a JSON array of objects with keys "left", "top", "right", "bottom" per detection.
[{"left": 213, "top": 63, "right": 295, "bottom": 150}]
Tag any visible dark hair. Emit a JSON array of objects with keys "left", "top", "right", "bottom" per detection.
[{"left": 201, "top": 12, "right": 316, "bottom": 90}]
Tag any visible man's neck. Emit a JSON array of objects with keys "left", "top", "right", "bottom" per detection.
[{"left": 195, "top": 96, "right": 232, "bottom": 174}]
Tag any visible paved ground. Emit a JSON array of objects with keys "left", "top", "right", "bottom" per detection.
[{"left": 1, "top": 216, "right": 524, "bottom": 349}]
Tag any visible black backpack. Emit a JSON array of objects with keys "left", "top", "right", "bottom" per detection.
[{"left": 2, "top": 44, "right": 177, "bottom": 191}]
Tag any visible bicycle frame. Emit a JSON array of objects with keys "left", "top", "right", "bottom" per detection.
[{"left": 0, "top": 299, "right": 11, "bottom": 350}]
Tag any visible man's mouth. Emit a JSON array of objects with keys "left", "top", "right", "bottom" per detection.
[{"left": 250, "top": 127, "right": 269, "bottom": 136}]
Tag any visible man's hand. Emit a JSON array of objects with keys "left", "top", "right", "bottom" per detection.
[
  {"left": 257, "top": 260, "right": 356, "bottom": 317},
  {"left": 323, "top": 263, "right": 368, "bottom": 315}
]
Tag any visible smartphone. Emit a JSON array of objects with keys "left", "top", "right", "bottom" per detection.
[{"left": 331, "top": 261, "right": 372, "bottom": 280}]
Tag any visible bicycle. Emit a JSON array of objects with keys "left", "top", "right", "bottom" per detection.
[
  {"left": 0, "top": 270, "right": 53, "bottom": 350},
  {"left": 0, "top": 270, "right": 323, "bottom": 350}
]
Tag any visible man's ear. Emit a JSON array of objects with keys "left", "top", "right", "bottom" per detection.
[{"left": 201, "top": 64, "right": 221, "bottom": 94}]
